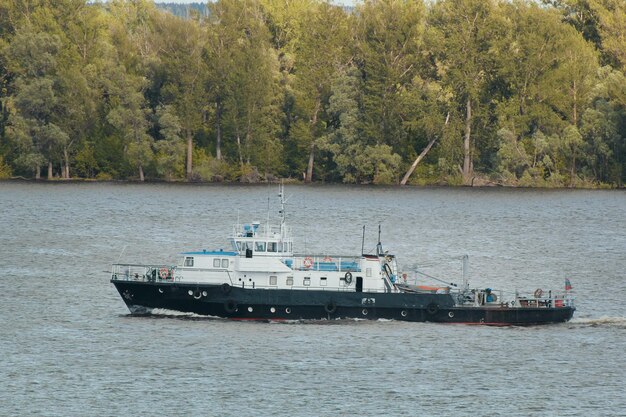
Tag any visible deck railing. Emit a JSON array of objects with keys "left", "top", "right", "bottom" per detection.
[
  {"left": 111, "top": 264, "right": 176, "bottom": 282},
  {"left": 286, "top": 255, "right": 361, "bottom": 272}
]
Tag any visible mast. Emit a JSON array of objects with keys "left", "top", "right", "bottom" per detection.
[
  {"left": 376, "top": 224, "right": 383, "bottom": 256},
  {"left": 361, "top": 225, "right": 366, "bottom": 256},
  {"left": 462, "top": 254, "right": 469, "bottom": 291},
  {"left": 278, "top": 182, "right": 286, "bottom": 233}
]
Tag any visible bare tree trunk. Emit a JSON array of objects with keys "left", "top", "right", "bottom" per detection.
[
  {"left": 215, "top": 100, "right": 222, "bottom": 160},
  {"left": 48, "top": 161, "right": 53, "bottom": 180},
  {"left": 236, "top": 129, "right": 243, "bottom": 168},
  {"left": 305, "top": 99, "right": 321, "bottom": 183},
  {"left": 186, "top": 131, "right": 193, "bottom": 181},
  {"left": 400, "top": 137, "right": 437, "bottom": 185},
  {"left": 63, "top": 147, "right": 70, "bottom": 179},
  {"left": 305, "top": 143, "right": 315, "bottom": 183},
  {"left": 570, "top": 152, "right": 576, "bottom": 187},
  {"left": 139, "top": 165, "right": 144, "bottom": 182},
  {"left": 35, "top": 165, "right": 41, "bottom": 180},
  {"left": 463, "top": 97, "right": 473, "bottom": 184},
  {"left": 401, "top": 113, "right": 449, "bottom": 185}
]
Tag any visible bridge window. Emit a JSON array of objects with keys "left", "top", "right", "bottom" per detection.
[
  {"left": 184, "top": 257, "right": 194, "bottom": 267},
  {"left": 269, "top": 275, "right": 277, "bottom": 285},
  {"left": 213, "top": 258, "right": 221, "bottom": 268},
  {"left": 304, "top": 277, "right": 310, "bottom": 286},
  {"left": 267, "top": 242, "right": 277, "bottom": 252},
  {"left": 255, "top": 241, "right": 266, "bottom": 252},
  {"left": 286, "top": 276, "right": 293, "bottom": 286},
  {"left": 320, "top": 277, "right": 327, "bottom": 286},
  {"left": 221, "top": 259, "right": 229, "bottom": 268},
  {"left": 277, "top": 242, "right": 283, "bottom": 252}
]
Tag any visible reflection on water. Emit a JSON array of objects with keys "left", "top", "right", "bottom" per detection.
[{"left": 1, "top": 182, "right": 625, "bottom": 416}]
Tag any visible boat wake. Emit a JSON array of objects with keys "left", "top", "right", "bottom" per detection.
[
  {"left": 568, "top": 316, "right": 626, "bottom": 328},
  {"left": 126, "top": 308, "right": 223, "bottom": 321}
]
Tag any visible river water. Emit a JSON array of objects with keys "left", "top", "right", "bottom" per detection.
[{"left": 1, "top": 182, "right": 625, "bottom": 416}]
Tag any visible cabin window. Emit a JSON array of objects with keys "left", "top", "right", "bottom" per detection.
[
  {"left": 304, "top": 277, "right": 310, "bottom": 286},
  {"left": 255, "top": 241, "right": 266, "bottom": 252},
  {"left": 366, "top": 268, "right": 372, "bottom": 277},
  {"left": 184, "top": 257, "right": 194, "bottom": 267},
  {"left": 236, "top": 241, "right": 242, "bottom": 251},
  {"left": 277, "top": 242, "right": 283, "bottom": 252},
  {"left": 221, "top": 259, "right": 229, "bottom": 268},
  {"left": 320, "top": 277, "right": 327, "bottom": 286},
  {"left": 213, "top": 258, "right": 221, "bottom": 268},
  {"left": 286, "top": 276, "right": 293, "bottom": 286},
  {"left": 267, "top": 242, "right": 277, "bottom": 252},
  {"left": 269, "top": 275, "right": 277, "bottom": 285}
]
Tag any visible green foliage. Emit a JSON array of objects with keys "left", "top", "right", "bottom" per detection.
[
  {"left": 0, "top": 154, "right": 11, "bottom": 179},
  {"left": 0, "top": 0, "right": 622, "bottom": 186}
]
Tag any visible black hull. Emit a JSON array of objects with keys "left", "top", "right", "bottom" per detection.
[{"left": 112, "top": 280, "right": 575, "bottom": 326}]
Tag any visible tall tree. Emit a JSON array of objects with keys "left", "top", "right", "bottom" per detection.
[
  {"left": 427, "top": 0, "right": 506, "bottom": 184},
  {"left": 151, "top": 11, "right": 208, "bottom": 180},
  {"left": 290, "top": 2, "right": 351, "bottom": 182},
  {"left": 5, "top": 27, "right": 67, "bottom": 179},
  {"left": 206, "top": 0, "right": 282, "bottom": 179},
  {"left": 355, "top": 0, "right": 426, "bottom": 153}
]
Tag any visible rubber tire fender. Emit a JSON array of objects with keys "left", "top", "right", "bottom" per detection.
[
  {"left": 324, "top": 300, "right": 337, "bottom": 314},
  {"left": 426, "top": 303, "right": 439, "bottom": 315},
  {"left": 224, "top": 299, "right": 237, "bottom": 313}
]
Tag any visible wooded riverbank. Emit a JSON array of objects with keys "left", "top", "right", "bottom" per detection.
[{"left": 1, "top": 0, "right": 624, "bottom": 187}]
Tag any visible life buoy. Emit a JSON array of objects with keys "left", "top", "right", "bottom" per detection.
[
  {"left": 426, "top": 303, "right": 439, "bottom": 315},
  {"left": 344, "top": 272, "right": 353, "bottom": 284},
  {"left": 221, "top": 283, "right": 231, "bottom": 294},
  {"left": 224, "top": 299, "right": 237, "bottom": 313},
  {"left": 534, "top": 288, "right": 543, "bottom": 298},
  {"left": 324, "top": 301, "right": 337, "bottom": 314},
  {"left": 159, "top": 268, "right": 169, "bottom": 279},
  {"left": 303, "top": 257, "right": 313, "bottom": 269},
  {"left": 323, "top": 256, "right": 333, "bottom": 262}
]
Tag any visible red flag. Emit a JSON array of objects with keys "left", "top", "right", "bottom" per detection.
[{"left": 565, "top": 278, "right": 572, "bottom": 291}]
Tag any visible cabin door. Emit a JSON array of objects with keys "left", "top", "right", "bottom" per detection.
[{"left": 356, "top": 277, "right": 363, "bottom": 292}]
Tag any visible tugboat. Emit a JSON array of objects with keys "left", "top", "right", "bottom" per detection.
[{"left": 111, "top": 185, "right": 575, "bottom": 325}]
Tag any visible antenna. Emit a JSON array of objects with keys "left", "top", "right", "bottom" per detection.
[
  {"left": 376, "top": 223, "right": 383, "bottom": 256},
  {"left": 266, "top": 184, "right": 271, "bottom": 234},
  {"left": 361, "top": 225, "right": 366, "bottom": 255},
  {"left": 116, "top": 244, "right": 127, "bottom": 264},
  {"left": 278, "top": 182, "right": 286, "bottom": 228},
  {"left": 462, "top": 254, "right": 469, "bottom": 291}
]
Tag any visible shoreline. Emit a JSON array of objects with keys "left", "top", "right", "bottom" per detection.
[{"left": 1, "top": 177, "right": 622, "bottom": 190}]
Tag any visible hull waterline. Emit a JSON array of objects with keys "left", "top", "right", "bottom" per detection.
[{"left": 112, "top": 281, "right": 575, "bottom": 326}]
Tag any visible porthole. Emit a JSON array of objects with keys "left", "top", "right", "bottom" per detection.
[
  {"left": 401, "top": 310, "right": 407, "bottom": 317},
  {"left": 248, "top": 307, "right": 254, "bottom": 313},
  {"left": 187, "top": 290, "right": 193, "bottom": 296},
  {"left": 285, "top": 307, "right": 292, "bottom": 314},
  {"left": 362, "top": 308, "right": 368, "bottom": 316},
  {"left": 202, "top": 291, "right": 208, "bottom": 297},
  {"left": 158, "top": 288, "right": 164, "bottom": 294},
  {"left": 270, "top": 307, "right": 276, "bottom": 313},
  {"left": 448, "top": 311, "right": 455, "bottom": 318}
]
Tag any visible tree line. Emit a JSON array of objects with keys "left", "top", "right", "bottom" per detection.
[{"left": 0, "top": 0, "right": 624, "bottom": 186}]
